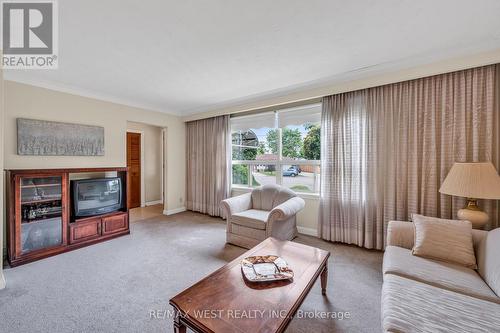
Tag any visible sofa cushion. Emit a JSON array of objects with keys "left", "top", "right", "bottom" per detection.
[
  {"left": 384, "top": 246, "right": 499, "bottom": 304},
  {"left": 412, "top": 214, "right": 477, "bottom": 269},
  {"left": 231, "top": 209, "right": 269, "bottom": 230},
  {"left": 476, "top": 227, "right": 500, "bottom": 297},
  {"left": 382, "top": 274, "right": 500, "bottom": 333}
]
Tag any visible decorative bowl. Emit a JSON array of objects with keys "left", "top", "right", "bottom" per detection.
[{"left": 241, "top": 255, "right": 293, "bottom": 282}]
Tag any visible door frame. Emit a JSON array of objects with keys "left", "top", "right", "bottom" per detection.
[
  {"left": 144, "top": 128, "right": 165, "bottom": 206},
  {"left": 161, "top": 128, "right": 166, "bottom": 204},
  {"left": 126, "top": 130, "right": 145, "bottom": 207}
]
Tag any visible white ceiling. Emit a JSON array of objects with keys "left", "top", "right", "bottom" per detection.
[{"left": 5, "top": 0, "right": 500, "bottom": 116}]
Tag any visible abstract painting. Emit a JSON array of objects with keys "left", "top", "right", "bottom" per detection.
[{"left": 17, "top": 118, "right": 105, "bottom": 156}]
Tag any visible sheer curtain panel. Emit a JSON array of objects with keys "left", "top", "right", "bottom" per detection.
[
  {"left": 186, "top": 115, "right": 231, "bottom": 217},
  {"left": 319, "top": 65, "right": 500, "bottom": 249}
]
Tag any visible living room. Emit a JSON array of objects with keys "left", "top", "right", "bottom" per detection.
[{"left": 1, "top": 1, "right": 500, "bottom": 332}]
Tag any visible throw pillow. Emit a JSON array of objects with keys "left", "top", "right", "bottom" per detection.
[{"left": 412, "top": 214, "right": 477, "bottom": 269}]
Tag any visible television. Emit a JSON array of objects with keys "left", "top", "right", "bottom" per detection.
[{"left": 71, "top": 177, "right": 123, "bottom": 217}]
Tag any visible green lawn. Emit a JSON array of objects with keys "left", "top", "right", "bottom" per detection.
[{"left": 290, "top": 185, "right": 312, "bottom": 192}]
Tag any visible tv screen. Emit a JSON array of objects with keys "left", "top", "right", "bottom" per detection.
[{"left": 72, "top": 178, "right": 123, "bottom": 217}]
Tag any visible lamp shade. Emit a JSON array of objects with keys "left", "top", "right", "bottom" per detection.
[{"left": 439, "top": 162, "right": 500, "bottom": 199}]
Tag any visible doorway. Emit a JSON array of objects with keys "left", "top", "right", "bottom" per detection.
[
  {"left": 126, "top": 123, "right": 165, "bottom": 210},
  {"left": 127, "top": 131, "right": 142, "bottom": 208}
]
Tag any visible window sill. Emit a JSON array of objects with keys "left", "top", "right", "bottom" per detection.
[{"left": 231, "top": 186, "right": 319, "bottom": 200}]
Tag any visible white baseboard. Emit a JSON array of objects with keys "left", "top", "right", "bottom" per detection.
[
  {"left": 0, "top": 271, "right": 5, "bottom": 290},
  {"left": 145, "top": 200, "right": 163, "bottom": 206},
  {"left": 297, "top": 226, "right": 317, "bottom": 237},
  {"left": 163, "top": 207, "right": 187, "bottom": 216}
]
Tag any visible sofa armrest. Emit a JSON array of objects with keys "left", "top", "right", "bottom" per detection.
[
  {"left": 386, "top": 221, "right": 414, "bottom": 249},
  {"left": 268, "top": 197, "right": 305, "bottom": 222},
  {"left": 220, "top": 193, "right": 252, "bottom": 218}
]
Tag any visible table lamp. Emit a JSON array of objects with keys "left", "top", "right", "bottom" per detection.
[{"left": 439, "top": 162, "right": 500, "bottom": 229}]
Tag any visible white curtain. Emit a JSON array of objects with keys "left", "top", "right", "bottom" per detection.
[
  {"left": 186, "top": 115, "right": 231, "bottom": 217},
  {"left": 319, "top": 64, "right": 500, "bottom": 249}
]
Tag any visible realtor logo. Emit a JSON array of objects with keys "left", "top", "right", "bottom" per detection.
[{"left": 1, "top": 0, "right": 58, "bottom": 69}]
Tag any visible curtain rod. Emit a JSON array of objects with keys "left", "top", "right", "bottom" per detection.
[{"left": 230, "top": 97, "right": 322, "bottom": 118}]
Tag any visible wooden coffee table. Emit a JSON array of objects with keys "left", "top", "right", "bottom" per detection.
[{"left": 169, "top": 237, "right": 330, "bottom": 333}]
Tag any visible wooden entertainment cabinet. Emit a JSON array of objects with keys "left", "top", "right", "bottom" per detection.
[{"left": 6, "top": 167, "right": 130, "bottom": 267}]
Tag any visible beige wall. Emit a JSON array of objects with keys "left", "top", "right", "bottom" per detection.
[
  {"left": 296, "top": 196, "right": 319, "bottom": 233},
  {"left": 127, "top": 121, "right": 163, "bottom": 203},
  {"left": 4, "top": 81, "right": 186, "bottom": 216},
  {"left": 231, "top": 188, "right": 319, "bottom": 235},
  {"left": 0, "top": 56, "right": 5, "bottom": 289}
]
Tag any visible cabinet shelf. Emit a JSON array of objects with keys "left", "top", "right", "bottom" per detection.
[
  {"left": 22, "top": 215, "right": 62, "bottom": 224},
  {"left": 21, "top": 197, "right": 62, "bottom": 205},
  {"left": 20, "top": 183, "right": 61, "bottom": 189}
]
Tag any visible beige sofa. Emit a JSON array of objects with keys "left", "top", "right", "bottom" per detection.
[
  {"left": 221, "top": 185, "right": 305, "bottom": 249},
  {"left": 382, "top": 221, "right": 500, "bottom": 333}
]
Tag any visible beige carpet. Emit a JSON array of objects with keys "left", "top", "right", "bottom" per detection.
[{"left": 0, "top": 210, "right": 383, "bottom": 332}]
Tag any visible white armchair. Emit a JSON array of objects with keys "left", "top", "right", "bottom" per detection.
[{"left": 221, "top": 184, "right": 305, "bottom": 249}]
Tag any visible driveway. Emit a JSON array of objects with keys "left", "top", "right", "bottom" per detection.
[{"left": 252, "top": 171, "right": 318, "bottom": 192}]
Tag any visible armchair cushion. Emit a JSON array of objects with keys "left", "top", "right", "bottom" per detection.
[{"left": 231, "top": 209, "right": 269, "bottom": 230}]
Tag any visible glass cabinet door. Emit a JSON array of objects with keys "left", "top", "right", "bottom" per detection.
[{"left": 19, "top": 176, "right": 64, "bottom": 254}]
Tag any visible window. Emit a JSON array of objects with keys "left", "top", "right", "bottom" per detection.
[{"left": 231, "top": 104, "right": 321, "bottom": 194}]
